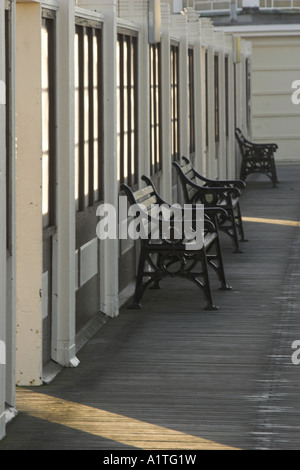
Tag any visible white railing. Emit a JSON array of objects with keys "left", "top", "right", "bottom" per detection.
[
  {"left": 259, "top": 0, "right": 300, "bottom": 8},
  {"left": 192, "top": 0, "right": 300, "bottom": 12}
]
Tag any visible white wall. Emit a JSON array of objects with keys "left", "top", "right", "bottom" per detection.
[
  {"left": 251, "top": 34, "right": 300, "bottom": 162},
  {"left": 15, "top": 2, "right": 43, "bottom": 386},
  {"left": 217, "top": 24, "right": 300, "bottom": 163}
]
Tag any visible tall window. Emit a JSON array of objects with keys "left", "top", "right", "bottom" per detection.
[
  {"left": 214, "top": 54, "right": 220, "bottom": 144},
  {"left": 205, "top": 50, "right": 208, "bottom": 148},
  {"left": 188, "top": 48, "right": 195, "bottom": 156},
  {"left": 74, "top": 20, "right": 103, "bottom": 211},
  {"left": 246, "top": 58, "right": 251, "bottom": 132},
  {"left": 117, "top": 31, "right": 138, "bottom": 189},
  {"left": 170, "top": 43, "right": 180, "bottom": 161},
  {"left": 149, "top": 43, "right": 162, "bottom": 176},
  {"left": 42, "top": 12, "right": 56, "bottom": 229},
  {"left": 5, "top": 8, "right": 11, "bottom": 252},
  {"left": 225, "top": 55, "right": 229, "bottom": 139}
]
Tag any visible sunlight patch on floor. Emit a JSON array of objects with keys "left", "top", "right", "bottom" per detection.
[
  {"left": 243, "top": 217, "right": 300, "bottom": 227},
  {"left": 16, "top": 388, "right": 239, "bottom": 450}
]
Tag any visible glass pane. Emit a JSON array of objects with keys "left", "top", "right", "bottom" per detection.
[
  {"left": 117, "top": 38, "right": 121, "bottom": 184},
  {"left": 74, "top": 32, "right": 80, "bottom": 210},
  {"left": 42, "top": 24, "right": 50, "bottom": 227},
  {"left": 84, "top": 32, "right": 89, "bottom": 206},
  {"left": 93, "top": 34, "right": 99, "bottom": 200}
]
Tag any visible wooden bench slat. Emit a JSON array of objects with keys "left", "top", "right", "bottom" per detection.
[{"left": 134, "top": 185, "right": 154, "bottom": 202}]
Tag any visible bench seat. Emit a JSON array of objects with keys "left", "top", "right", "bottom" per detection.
[{"left": 121, "top": 175, "right": 232, "bottom": 312}]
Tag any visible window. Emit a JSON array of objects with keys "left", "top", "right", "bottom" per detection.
[
  {"left": 170, "top": 43, "right": 180, "bottom": 161},
  {"left": 205, "top": 50, "right": 208, "bottom": 148},
  {"left": 225, "top": 55, "right": 229, "bottom": 139},
  {"left": 5, "top": 8, "right": 11, "bottom": 252},
  {"left": 188, "top": 48, "right": 195, "bottom": 155},
  {"left": 117, "top": 31, "right": 138, "bottom": 189},
  {"left": 75, "top": 20, "right": 103, "bottom": 211},
  {"left": 149, "top": 43, "right": 162, "bottom": 176},
  {"left": 42, "top": 12, "right": 56, "bottom": 229},
  {"left": 214, "top": 54, "right": 219, "bottom": 144},
  {"left": 246, "top": 58, "right": 251, "bottom": 132}
]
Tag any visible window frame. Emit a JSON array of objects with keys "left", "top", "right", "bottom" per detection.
[
  {"left": 149, "top": 42, "right": 162, "bottom": 176},
  {"left": 5, "top": 7, "right": 11, "bottom": 253},
  {"left": 225, "top": 54, "right": 229, "bottom": 139},
  {"left": 214, "top": 53, "right": 220, "bottom": 145},
  {"left": 170, "top": 41, "right": 180, "bottom": 162},
  {"left": 205, "top": 49, "right": 209, "bottom": 149},
  {"left": 117, "top": 29, "right": 139, "bottom": 191},
  {"left": 41, "top": 9, "right": 57, "bottom": 232},
  {"left": 188, "top": 47, "right": 195, "bottom": 156},
  {"left": 245, "top": 58, "right": 251, "bottom": 132},
  {"left": 74, "top": 17, "right": 103, "bottom": 213}
]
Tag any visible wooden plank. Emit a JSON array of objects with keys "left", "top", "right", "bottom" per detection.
[{"left": 1, "top": 165, "right": 300, "bottom": 450}]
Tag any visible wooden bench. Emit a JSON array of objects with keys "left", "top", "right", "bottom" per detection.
[
  {"left": 121, "top": 175, "right": 232, "bottom": 312},
  {"left": 235, "top": 127, "right": 279, "bottom": 187},
  {"left": 172, "top": 157, "right": 248, "bottom": 254}
]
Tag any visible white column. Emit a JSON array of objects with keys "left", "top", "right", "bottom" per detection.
[
  {"left": 15, "top": 2, "right": 43, "bottom": 386},
  {"left": 226, "top": 35, "right": 236, "bottom": 179},
  {"left": 160, "top": 3, "right": 172, "bottom": 202},
  {"left": 172, "top": 14, "right": 189, "bottom": 161},
  {"left": 184, "top": 10, "right": 205, "bottom": 173},
  {"left": 78, "top": 0, "right": 119, "bottom": 318},
  {"left": 215, "top": 32, "right": 226, "bottom": 179},
  {"left": 207, "top": 43, "right": 216, "bottom": 179},
  {"left": 52, "top": 0, "right": 79, "bottom": 367},
  {"left": 0, "top": 0, "right": 6, "bottom": 440},
  {"left": 201, "top": 19, "right": 216, "bottom": 179}
]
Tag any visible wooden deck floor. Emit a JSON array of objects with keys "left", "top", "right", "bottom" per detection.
[{"left": 1, "top": 164, "right": 300, "bottom": 451}]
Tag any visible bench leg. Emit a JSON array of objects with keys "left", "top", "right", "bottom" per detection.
[
  {"left": 240, "top": 161, "right": 247, "bottom": 181},
  {"left": 129, "top": 251, "right": 148, "bottom": 309},
  {"left": 130, "top": 249, "right": 219, "bottom": 311},
  {"left": 235, "top": 202, "right": 248, "bottom": 243},
  {"left": 206, "top": 234, "right": 232, "bottom": 292},
  {"left": 219, "top": 209, "right": 243, "bottom": 253},
  {"left": 271, "top": 157, "right": 279, "bottom": 187},
  {"left": 197, "top": 251, "right": 219, "bottom": 311}
]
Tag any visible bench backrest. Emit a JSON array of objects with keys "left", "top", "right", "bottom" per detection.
[
  {"left": 121, "top": 177, "right": 173, "bottom": 242},
  {"left": 235, "top": 128, "right": 250, "bottom": 158},
  {"left": 235, "top": 127, "right": 278, "bottom": 157},
  {"left": 173, "top": 161, "right": 199, "bottom": 204}
]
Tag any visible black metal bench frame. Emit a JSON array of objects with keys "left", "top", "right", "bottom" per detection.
[
  {"left": 235, "top": 127, "right": 279, "bottom": 187},
  {"left": 173, "top": 157, "right": 248, "bottom": 254},
  {"left": 121, "top": 175, "right": 232, "bottom": 312}
]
